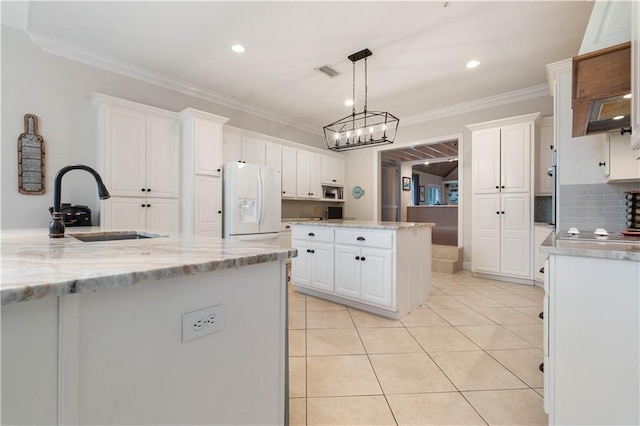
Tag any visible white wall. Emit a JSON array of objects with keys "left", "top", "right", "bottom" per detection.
[
  {"left": 415, "top": 171, "right": 443, "bottom": 205},
  {"left": 1, "top": 27, "right": 323, "bottom": 229},
  {"left": 344, "top": 96, "right": 553, "bottom": 264}
]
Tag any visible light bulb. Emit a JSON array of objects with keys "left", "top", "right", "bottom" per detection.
[
  {"left": 623, "top": 93, "right": 632, "bottom": 99},
  {"left": 334, "top": 132, "right": 340, "bottom": 140},
  {"left": 369, "top": 127, "right": 374, "bottom": 134},
  {"left": 424, "top": 161, "right": 430, "bottom": 165},
  {"left": 356, "top": 128, "right": 362, "bottom": 136},
  {"left": 613, "top": 115, "right": 625, "bottom": 120},
  {"left": 231, "top": 44, "right": 245, "bottom": 53}
]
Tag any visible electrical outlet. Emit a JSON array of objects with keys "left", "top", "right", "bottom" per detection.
[{"left": 182, "top": 304, "right": 225, "bottom": 342}]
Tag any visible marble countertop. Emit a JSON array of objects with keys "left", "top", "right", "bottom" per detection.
[
  {"left": 1, "top": 228, "right": 296, "bottom": 306},
  {"left": 289, "top": 220, "right": 435, "bottom": 230},
  {"left": 541, "top": 233, "right": 640, "bottom": 261}
]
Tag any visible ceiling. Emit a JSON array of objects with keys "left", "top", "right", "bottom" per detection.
[
  {"left": 381, "top": 140, "right": 459, "bottom": 177},
  {"left": 3, "top": 1, "right": 593, "bottom": 141}
]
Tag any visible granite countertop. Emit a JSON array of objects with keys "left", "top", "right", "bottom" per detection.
[
  {"left": 540, "top": 233, "right": 640, "bottom": 261},
  {"left": 1, "top": 228, "right": 297, "bottom": 306},
  {"left": 289, "top": 220, "right": 435, "bottom": 230}
]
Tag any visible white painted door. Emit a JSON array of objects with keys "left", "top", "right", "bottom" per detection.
[
  {"left": 308, "top": 153, "right": 322, "bottom": 199},
  {"left": 311, "top": 242, "right": 334, "bottom": 292},
  {"left": 500, "top": 193, "right": 531, "bottom": 278},
  {"left": 146, "top": 115, "right": 180, "bottom": 198},
  {"left": 472, "top": 128, "right": 501, "bottom": 193},
  {"left": 291, "top": 241, "right": 312, "bottom": 288},
  {"left": 223, "top": 133, "right": 242, "bottom": 164},
  {"left": 500, "top": 122, "right": 531, "bottom": 193},
  {"left": 106, "top": 107, "right": 146, "bottom": 197},
  {"left": 103, "top": 197, "right": 146, "bottom": 230},
  {"left": 194, "top": 119, "right": 223, "bottom": 177},
  {"left": 281, "top": 147, "right": 297, "bottom": 198},
  {"left": 334, "top": 245, "right": 361, "bottom": 299},
  {"left": 145, "top": 198, "right": 180, "bottom": 233},
  {"left": 296, "top": 150, "right": 311, "bottom": 198},
  {"left": 241, "top": 137, "right": 266, "bottom": 166},
  {"left": 194, "top": 176, "right": 222, "bottom": 237},
  {"left": 265, "top": 142, "right": 282, "bottom": 175},
  {"left": 472, "top": 194, "right": 501, "bottom": 274},
  {"left": 361, "top": 248, "right": 393, "bottom": 308}
]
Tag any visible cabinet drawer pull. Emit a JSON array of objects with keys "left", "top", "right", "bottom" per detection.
[
  {"left": 361, "top": 256, "right": 366, "bottom": 261},
  {"left": 539, "top": 267, "right": 544, "bottom": 273},
  {"left": 355, "top": 256, "right": 360, "bottom": 260},
  {"left": 308, "top": 232, "right": 315, "bottom": 237},
  {"left": 598, "top": 161, "right": 606, "bottom": 167},
  {"left": 356, "top": 236, "right": 365, "bottom": 241}
]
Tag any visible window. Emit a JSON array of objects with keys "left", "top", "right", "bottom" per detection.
[{"left": 428, "top": 184, "right": 441, "bottom": 205}]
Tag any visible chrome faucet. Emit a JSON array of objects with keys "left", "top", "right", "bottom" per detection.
[{"left": 49, "top": 165, "right": 111, "bottom": 238}]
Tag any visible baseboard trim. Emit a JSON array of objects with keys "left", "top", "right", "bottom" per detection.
[{"left": 471, "top": 271, "right": 535, "bottom": 286}]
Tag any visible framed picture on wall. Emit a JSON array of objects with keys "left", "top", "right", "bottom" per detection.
[
  {"left": 419, "top": 186, "right": 425, "bottom": 202},
  {"left": 402, "top": 177, "right": 411, "bottom": 191}
]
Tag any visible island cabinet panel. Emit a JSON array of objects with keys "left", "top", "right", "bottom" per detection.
[
  {"left": 292, "top": 223, "right": 431, "bottom": 319},
  {"left": 291, "top": 226, "right": 335, "bottom": 292}
]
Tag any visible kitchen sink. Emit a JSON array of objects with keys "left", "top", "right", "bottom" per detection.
[{"left": 69, "top": 231, "right": 165, "bottom": 242}]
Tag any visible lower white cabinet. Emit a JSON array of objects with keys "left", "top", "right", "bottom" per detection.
[
  {"left": 291, "top": 224, "right": 432, "bottom": 319},
  {"left": 534, "top": 225, "right": 552, "bottom": 282},
  {"left": 193, "top": 176, "right": 222, "bottom": 237},
  {"left": 102, "top": 197, "right": 179, "bottom": 233}
]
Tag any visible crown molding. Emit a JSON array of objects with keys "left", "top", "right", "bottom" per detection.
[
  {"left": 545, "top": 58, "right": 572, "bottom": 97},
  {"left": 27, "top": 29, "right": 321, "bottom": 136},
  {"left": 402, "top": 84, "right": 550, "bottom": 127}
]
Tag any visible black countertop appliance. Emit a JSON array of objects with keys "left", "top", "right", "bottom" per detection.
[{"left": 49, "top": 203, "right": 92, "bottom": 227}]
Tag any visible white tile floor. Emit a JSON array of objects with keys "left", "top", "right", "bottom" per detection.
[{"left": 288, "top": 269, "right": 548, "bottom": 425}]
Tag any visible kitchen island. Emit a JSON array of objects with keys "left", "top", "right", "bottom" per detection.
[
  {"left": 540, "top": 235, "right": 640, "bottom": 425},
  {"left": 290, "top": 220, "right": 433, "bottom": 319},
  {"left": 1, "top": 228, "right": 295, "bottom": 425}
]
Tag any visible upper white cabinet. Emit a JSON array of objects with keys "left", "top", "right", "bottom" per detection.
[
  {"left": 321, "top": 155, "right": 345, "bottom": 186},
  {"left": 222, "top": 133, "right": 267, "bottom": 165},
  {"left": 93, "top": 94, "right": 180, "bottom": 199},
  {"left": 265, "top": 142, "right": 282, "bottom": 174},
  {"left": 296, "top": 150, "right": 322, "bottom": 199},
  {"left": 600, "top": 131, "right": 640, "bottom": 181},
  {"left": 631, "top": 0, "right": 640, "bottom": 149},
  {"left": 468, "top": 113, "right": 539, "bottom": 281},
  {"left": 536, "top": 116, "right": 554, "bottom": 196},
  {"left": 281, "top": 146, "right": 297, "bottom": 198},
  {"left": 92, "top": 93, "right": 180, "bottom": 232},
  {"left": 180, "top": 108, "right": 229, "bottom": 237}
]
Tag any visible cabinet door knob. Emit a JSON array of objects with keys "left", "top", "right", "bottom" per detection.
[
  {"left": 147, "top": 204, "right": 151, "bottom": 207},
  {"left": 282, "top": 191, "right": 286, "bottom": 194},
  {"left": 495, "top": 185, "right": 499, "bottom": 189},
  {"left": 361, "top": 257, "right": 366, "bottom": 261},
  {"left": 306, "top": 249, "right": 310, "bottom": 253},
  {"left": 332, "top": 179, "right": 336, "bottom": 182},
  {"left": 141, "top": 204, "right": 146, "bottom": 208},
  {"left": 496, "top": 211, "right": 500, "bottom": 215},
  {"left": 147, "top": 188, "right": 151, "bottom": 192},
  {"left": 355, "top": 256, "right": 360, "bottom": 260},
  {"left": 310, "top": 249, "right": 315, "bottom": 254},
  {"left": 141, "top": 188, "right": 146, "bottom": 192},
  {"left": 539, "top": 267, "right": 545, "bottom": 273},
  {"left": 217, "top": 168, "right": 221, "bottom": 172},
  {"left": 218, "top": 210, "right": 222, "bottom": 214},
  {"left": 308, "top": 233, "right": 315, "bottom": 237},
  {"left": 501, "top": 211, "right": 505, "bottom": 214},
  {"left": 598, "top": 161, "right": 606, "bottom": 167},
  {"left": 356, "top": 236, "right": 365, "bottom": 241},
  {"left": 501, "top": 186, "right": 505, "bottom": 189}
]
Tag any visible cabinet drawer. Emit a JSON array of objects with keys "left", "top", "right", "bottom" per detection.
[
  {"left": 291, "top": 226, "right": 334, "bottom": 242},
  {"left": 335, "top": 229, "right": 393, "bottom": 249}
]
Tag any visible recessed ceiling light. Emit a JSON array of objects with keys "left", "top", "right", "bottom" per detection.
[
  {"left": 424, "top": 161, "right": 430, "bottom": 165},
  {"left": 231, "top": 44, "right": 245, "bottom": 53},
  {"left": 344, "top": 99, "right": 354, "bottom": 106},
  {"left": 466, "top": 60, "right": 480, "bottom": 69},
  {"left": 623, "top": 93, "right": 632, "bottom": 99},
  {"left": 613, "top": 115, "right": 625, "bottom": 120}
]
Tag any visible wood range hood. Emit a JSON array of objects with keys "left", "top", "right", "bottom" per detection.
[{"left": 572, "top": 41, "right": 631, "bottom": 137}]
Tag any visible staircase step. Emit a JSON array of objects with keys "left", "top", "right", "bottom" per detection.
[
  {"left": 432, "top": 244, "right": 463, "bottom": 261},
  {"left": 432, "top": 257, "right": 463, "bottom": 274}
]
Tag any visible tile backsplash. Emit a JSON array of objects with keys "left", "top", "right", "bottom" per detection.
[
  {"left": 282, "top": 200, "right": 344, "bottom": 220},
  {"left": 558, "top": 182, "right": 639, "bottom": 232}
]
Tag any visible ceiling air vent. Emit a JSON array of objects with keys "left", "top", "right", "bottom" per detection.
[{"left": 317, "top": 65, "right": 339, "bottom": 78}]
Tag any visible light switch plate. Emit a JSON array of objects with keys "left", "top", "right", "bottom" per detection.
[{"left": 182, "top": 304, "right": 225, "bottom": 342}]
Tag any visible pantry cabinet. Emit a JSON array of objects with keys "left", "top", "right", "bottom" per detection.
[
  {"left": 180, "top": 108, "right": 229, "bottom": 237},
  {"left": 321, "top": 155, "right": 345, "bottom": 186},
  {"left": 468, "top": 113, "right": 539, "bottom": 282},
  {"left": 92, "top": 93, "right": 181, "bottom": 232}
]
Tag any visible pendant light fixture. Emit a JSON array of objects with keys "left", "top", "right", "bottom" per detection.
[{"left": 323, "top": 48, "right": 399, "bottom": 152}]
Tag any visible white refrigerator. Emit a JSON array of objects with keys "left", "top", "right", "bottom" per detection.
[{"left": 223, "top": 162, "right": 281, "bottom": 242}]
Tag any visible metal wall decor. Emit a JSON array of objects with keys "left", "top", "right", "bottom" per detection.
[
  {"left": 324, "top": 48, "right": 399, "bottom": 152},
  {"left": 18, "top": 114, "right": 46, "bottom": 194}
]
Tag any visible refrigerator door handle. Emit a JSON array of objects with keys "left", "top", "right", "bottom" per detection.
[{"left": 257, "top": 168, "right": 264, "bottom": 227}]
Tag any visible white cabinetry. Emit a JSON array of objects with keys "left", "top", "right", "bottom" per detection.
[
  {"left": 321, "top": 155, "right": 345, "bottom": 186},
  {"left": 281, "top": 146, "right": 297, "bottom": 198},
  {"left": 600, "top": 131, "right": 640, "bottom": 182},
  {"left": 291, "top": 226, "right": 334, "bottom": 292},
  {"left": 631, "top": 0, "right": 639, "bottom": 149},
  {"left": 534, "top": 225, "right": 552, "bottom": 282},
  {"left": 536, "top": 116, "right": 554, "bottom": 195},
  {"left": 544, "top": 253, "right": 639, "bottom": 425},
  {"left": 468, "top": 113, "right": 539, "bottom": 282},
  {"left": 92, "top": 93, "right": 180, "bottom": 232},
  {"left": 223, "top": 133, "right": 267, "bottom": 165},
  {"left": 296, "top": 150, "right": 322, "bottom": 199},
  {"left": 265, "top": 142, "right": 282, "bottom": 174},
  {"left": 291, "top": 224, "right": 432, "bottom": 319},
  {"left": 180, "top": 108, "right": 229, "bottom": 237}
]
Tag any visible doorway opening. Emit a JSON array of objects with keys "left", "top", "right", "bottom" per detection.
[{"left": 379, "top": 137, "right": 462, "bottom": 247}]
